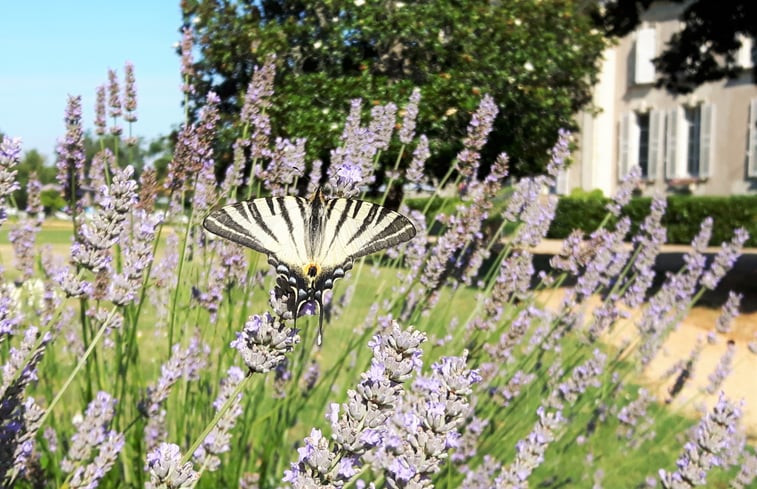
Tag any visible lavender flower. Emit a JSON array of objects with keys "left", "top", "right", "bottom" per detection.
[
  {"left": 307, "top": 159, "right": 323, "bottom": 195},
  {"left": 549, "top": 349, "right": 607, "bottom": 409},
  {"left": 88, "top": 149, "right": 114, "bottom": 207},
  {"left": 231, "top": 313, "right": 300, "bottom": 374},
  {"left": 380, "top": 353, "right": 481, "bottom": 488},
  {"left": 284, "top": 322, "right": 425, "bottom": 487},
  {"left": 107, "top": 209, "right": 160, "bottom": 306},
  {"left": 142, "top": 338, "right": 210, "bottom": 453},
  {"left": 511, "top": 195, "right": 558, "bottom": 248},
  {"left": 616, "top": 388, "right": 655, "bottom": 445},
  {"left": 123, "top": 61, "right": 138, "bottom": 123},
  {"left": 730, "top": 453, "right": 757, "bottom": 488},
  {"left": 546, "top": 129, "right": 570, "bottom": 178},
  {"left": 455, "top": 94, "right": 498, "bottom": 179},
  {"left": 0, "top": 136, "right": 22, "bottom": 225},
  {"left": 147, "top": 443, "right": 199, "bottom": 489},
  {"left": 368, "top": 102, "right": 397, "bottom": 152},
  {"left": 261, "top": 137, "right": 307, "bottom": 196},
  {"left": 61, "top": 391, "right": 118, "bottom": 473},
  {"left": 180, "top": 27, "right": 195, "bottom": 95},
  {"left": 701, "top": 228, "right": 749, "bottom": 290},
  {"left": 69, "top": 430, "right": 124, "bottom": 489},
  {"left": 494, "top": 407, "right": 565, "bottom": 488},
  {"left": 705, "top": 340, "right": 735, "bottom": 395},
  {"left": 607, "top": 165, "right": 641, "bottom": 216},
  {"left": 107, "top": 69, "right": 123, "bottom": 136},
  {"left": 659, "top": 393, "right": 742, "bottom": 488},
  {"left": 0, "top": 396, "right": 44, "bottom": 480},
  {"left": 715, "top": 292, "right": 741, "bottom": 334},
  {"left": 94, "top": 84, "right": 107, "bottom": 136},
  {"left": 624, "top": 195, "right": 667, "bottom": 307},
  {"left": 405, "top": 135, "right": 430, "bottom": 185},
  {"left": 55, "top": 95, "right": 86, "bottom": 203},
  {"left": 398, "top": 88, "right": 421, "bottom": 144},
  {"left": 241, "top": 54, "right": 276, "bottom": 161},
  {"left": 165, "top": 92, "right": 220, "bottom": 194},
  {"left": 193, "top": 366, "right": 246, "bottom": 471}
]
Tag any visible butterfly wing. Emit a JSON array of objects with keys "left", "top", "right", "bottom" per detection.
[
  {"left": 202, "top": 196, "right": 310, "bottom": 268},
  {"left": 317, "top": 197, "right": 417, "bottom": 269}
]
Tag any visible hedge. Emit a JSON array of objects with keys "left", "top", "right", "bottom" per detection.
[{"left": 547, "top": 195, "right": 757, "bottom": 247}]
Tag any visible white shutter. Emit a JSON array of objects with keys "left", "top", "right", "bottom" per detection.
[
  {"left": 699, "top": 104, "right": 714, "bottom": 178},
  {"left": 665, "top": 108, "right": 678, "bottom": 179},
  {"left": 648, "top": 109, "right": 663, "bottom": 180},
  {"left": 635, "top": 27, "right": 657, "bottom": 84},
  {"left": 737, "top": 35, "right": 754, "bottom": 69},
  {"left": 748, "top": 98, "right": 757, "bottom": 177},
  {"left": 619, "top": 113, "right": 631, "bottom": 179}
]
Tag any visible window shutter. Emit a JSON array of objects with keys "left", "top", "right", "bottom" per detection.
[
  {"left": 648, "top": 109, "right": 663, "bottom": 180},
  {"left": 635, "top": 27, "right": 656, "bottom": 84},
  {"left": 665, "top": 108, "right": 678, "bottom": 179},
  {"left": 699, "top": 104, "right": 714, "bottom": 178},
  {"left": 749, "top": 98, "right": 757, "bottom": 177},
  {"left": 737, "top": 35, "right": 754, "bottom": 69},
  {"left": 619, "top": 113, "right": 631, "bottom": 179}
]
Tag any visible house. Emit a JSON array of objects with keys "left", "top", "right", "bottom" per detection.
[{"left": 562, "top": 1, "right": 757, "bottom": 196}]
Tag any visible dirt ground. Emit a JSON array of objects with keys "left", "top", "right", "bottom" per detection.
[{"left": 531, "top": 240, "right": 757, "bottom": 438}]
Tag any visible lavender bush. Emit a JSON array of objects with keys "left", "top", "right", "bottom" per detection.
[{"left": 0, "top": 43, "right": 754, "bottom": 489}]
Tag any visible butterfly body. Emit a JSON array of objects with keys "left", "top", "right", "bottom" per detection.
[{"left": 203, "top": 188, "right": 416, "bottom": 344}]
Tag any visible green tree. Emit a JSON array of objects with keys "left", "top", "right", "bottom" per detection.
[
  {"left": 181, "top": 0, "right": 606, "bottom": 180},
  {"left": 12, "top": 149, "right": 57, "bottom": 211},
  {"left": 594, "top": 0, "right": 756, "bottom": 93}
]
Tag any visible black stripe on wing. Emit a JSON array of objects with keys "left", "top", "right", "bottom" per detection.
[
  {"left": 202, "top": 201, "right": 278, "bottom": 255},
  {"left": 324, "top": 198, "right": 416, "bottom": 261}
]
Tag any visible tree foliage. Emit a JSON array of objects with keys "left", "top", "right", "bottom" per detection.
[
  {"left": 181, "top": 0, "right": 606, "bottom": 180},
  {"left": 594, "top": 0, "right": 757, "bottom": 93}
]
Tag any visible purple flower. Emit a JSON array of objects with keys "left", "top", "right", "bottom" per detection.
[
  {"left": 61, "top": 391, "right": 118, "bottom": 473},
  {"left": 705, "top": 340, "right": 735, "bottom": 395},
  {"left": 495, "top": 407, "right": 565, "bottom": 487},
  {"left": 456, "top": 94, "right": 498, "bottom": 179},
  {"left": 701, "top": 228, "right": 749, "bottom": 290},
  {"left": 398, "top": 88, "right": 421, "bottom": 144},
  {"left": 147, "top": 443, "right": 198, "bottom": 488},
  {"left": 546, "top": 129, "right": 570, "bottom": 178},
  {"left": 715, "top": 291, "right": 741, "bottom": 334},
  {"left": 55, "top": 95, "right": 86, "bottom": 202},
  {"left": 0, "top": 136, "right": 23, "bottom": 212},
  {"left": 231, "top": 313, "right": 299, "bottom": 374},
  {"left": 607, "top": 165, "right": 641, "bottom": 216},
  {"left": 94, "top": 85, "right": 107, "bottom": 135},
  {"left": 123, "top": 61, "right": 138, "bottom": 123},
  {"left": 405, "top": 135, "right": 430, "bottom": 185},
  {"left": 107, "top": 69, "right": 123, "bottom": 136},
  {"left": 306, "top": 159, "right": 323, "bottom": 195},
  {"left": 180, "top": 27, "right": 196, "bottom": 95},
  {"left": 659, "top": 393, "right": 742, "bottom": 488},
  {"left": 241, "top": 54, "right": 276, "bottom": 161}
]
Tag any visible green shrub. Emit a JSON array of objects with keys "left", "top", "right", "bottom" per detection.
[{"left": 547, "top": 195, "right": 757, "bottom": 247}]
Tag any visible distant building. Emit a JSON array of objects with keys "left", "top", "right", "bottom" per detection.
[{"left": 562, "top": 1, "right": 757, "bottom": 196}]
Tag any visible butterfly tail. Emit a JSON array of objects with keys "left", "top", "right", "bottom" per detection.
[{"left": 316, "top": 301, "right": 324, "bottom": 346}]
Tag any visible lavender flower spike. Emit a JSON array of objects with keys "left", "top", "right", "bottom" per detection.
[
  {"left": 147, "top": 443, "right": 199, "bottom": 489},
  {"left": 659, "top": 392, "right": 742, "bottom": 488},
  {"left": 399, "top": 88, "right": 421, "bottom": 144},
  {"left": 607, "top": 165, "right": 641, "bottom": 216},
  {"left": 231, "top": 313, "right": 300, "bottom": 374},
  {"left": 0, "top": 136, "right": 22, "bottom": 226},
  {"left": 456, "top": 94, "right": 498, "bottom": 179}
]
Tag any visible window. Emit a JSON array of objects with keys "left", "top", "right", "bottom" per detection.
[
  {"left": 749, "top": 98, "right": 757, "bottom": 178},
  {"left": 618, "top": 110, "right": 663, "bottom": 180},
  {"left": 685, "top": 106, "right": 702, "bottom": 176},
  {"left": 634, "top": 27, "right": 656, "bottom": 84},
  {"left": 637, "top": 113, "right": 650, "bottom": 178},
  {"left": 664, "top": 105, "right": 714, "bottom": 180},
  {"left": 737, "top": 35, "right": 754, "bottom": 69}
]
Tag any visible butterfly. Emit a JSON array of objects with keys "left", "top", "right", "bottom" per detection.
[{"left": 202, "top": 187, "right": 416, "bottom": 344}]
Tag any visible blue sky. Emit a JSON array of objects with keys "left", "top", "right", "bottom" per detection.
[{"left": 0, "top": 2, "right": 184, "bottom": 161}]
